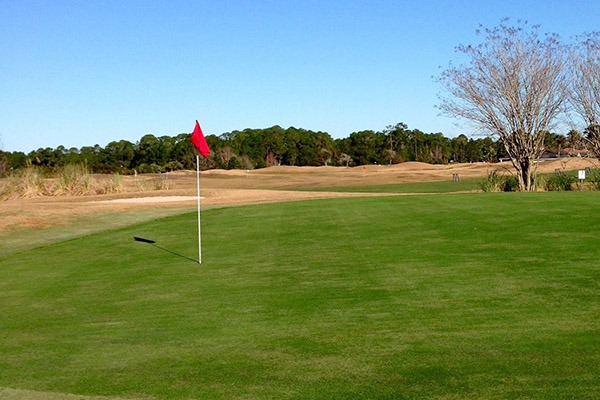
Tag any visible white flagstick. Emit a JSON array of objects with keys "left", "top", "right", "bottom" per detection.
[{"left": 196, "top": 154, "right": 202, "bottom": 264}]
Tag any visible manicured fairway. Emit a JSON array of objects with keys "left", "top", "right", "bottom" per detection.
[
  {"left": 1, "top": 193, "right": 599, "bottom": 399},
  {"left": 306, "top": 178, "right": 481, "bottom": 193}
]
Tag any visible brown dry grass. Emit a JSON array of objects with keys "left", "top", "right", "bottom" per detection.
[{"left": 1, "top": 158, "right": 597, "bottom": 240}]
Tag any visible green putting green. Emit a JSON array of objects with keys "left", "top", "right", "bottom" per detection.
[{"left": 1, "top": 193, "right": 599, "bottom": 399}]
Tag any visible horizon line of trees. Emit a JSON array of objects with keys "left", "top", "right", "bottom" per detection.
[{"left": 0, "top": 122, "right": 593, "bottom": 176}]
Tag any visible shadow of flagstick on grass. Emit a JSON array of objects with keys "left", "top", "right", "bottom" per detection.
[{"left": 133, "top": 236, "right": 198, "bottom": 263}]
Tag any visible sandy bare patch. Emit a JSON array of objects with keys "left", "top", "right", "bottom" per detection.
[{"left": 94, "top": 195, "right": 199, "bottom": 204}]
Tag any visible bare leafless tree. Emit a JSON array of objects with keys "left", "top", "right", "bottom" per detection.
[
  {"left": 217, "top": 146, "right": 236, "bottom": 169},
  {"left": 438, "top": 20, "right": 568, "bottom": 191},
  {"left": 569, "top": 33, "right": 600, "bottom": 157}
]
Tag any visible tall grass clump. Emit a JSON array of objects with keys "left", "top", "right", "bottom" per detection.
[
  {"left": 22, "top": 165, "right": 48, "bottom": 196},
  {"left": 0, "top": 165, "right": 48, "bottom": 199},
  {"left": 3, "top": 165, "right": 49, "bottom": 198},
  {"left": 55, "top": 163, "right": 93, "bottom": 195},
  {"left": 153, "top": 175, "right": 171, "bottom": 190},
  {"left": 479, "top": 171, "right": 518, "bottom": 192},
  {"left": 54, "top": 164, "right": 124, "bottom": 195},
  {"left": 0, "top": 176, "right": 16, "bottom": 199},
  {"left": 101, "top": 173, "right": 123, "bottom": 194},
  {"left": 0, "top": 164, "right": 123, "bottom": 199},
  {"left": 134, "top": 174, "right": 171, "bottom": 191}
]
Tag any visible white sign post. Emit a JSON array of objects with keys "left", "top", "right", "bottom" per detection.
[{"left": 578, "top": 170, "right": 586, "bottom": 181}]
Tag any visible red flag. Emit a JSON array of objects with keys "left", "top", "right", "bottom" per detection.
[{"left": 190, "top": 120, "right": 211, "bottom": 157}]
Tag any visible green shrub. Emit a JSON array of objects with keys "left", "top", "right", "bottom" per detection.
[
  {"left": 503, "top": 175, "right": 519, "bottom": 192},
  {"left": 479, "top": 171, "right": 503, "bottom": 192},
  {"left": 588, "top": 170, "right": 600, "bottom": 191},
  {"left": 544, "top": 172, "right": 576, "bottom": 191}
]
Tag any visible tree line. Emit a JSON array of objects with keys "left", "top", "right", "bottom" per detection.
[{"left": 0, "top": 122, "right": 590, "bottom": 176}]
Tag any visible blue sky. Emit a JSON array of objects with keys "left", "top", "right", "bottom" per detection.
[{"left": 2, "top": 0, "right": 599, "bottom": 152}]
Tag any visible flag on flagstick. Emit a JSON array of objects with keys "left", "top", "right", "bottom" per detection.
[
  {"left": 190, "top": 120, "right": 210, "bottom": 264},
  {"left": 190, "top": 120, "right": 211, "bottom": 157}
]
